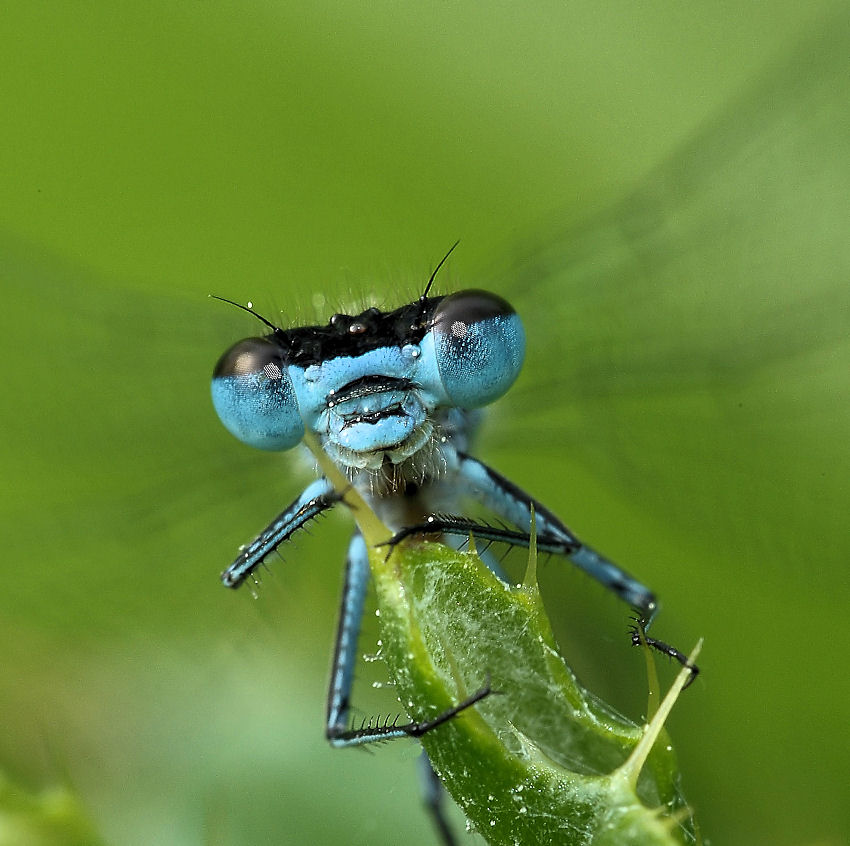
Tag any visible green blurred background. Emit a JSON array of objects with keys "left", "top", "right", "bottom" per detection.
[{"left": 1, "top": 3, "right": 848, "bottom": 845}]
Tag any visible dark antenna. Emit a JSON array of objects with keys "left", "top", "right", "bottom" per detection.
[
  {"left": 421, "top": 240, "right": 460, "bottom": 300},
  {"left": 210, "top": 295, "right": 280, "bottom": 332}
]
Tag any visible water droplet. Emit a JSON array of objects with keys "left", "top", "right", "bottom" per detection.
[{"left": 401, "top": 343, "right": 421, "bottom": 360}]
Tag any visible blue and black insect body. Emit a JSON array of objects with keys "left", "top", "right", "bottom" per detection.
[{"left": 211, "top": 252, "right": 695, "bottom": 844}]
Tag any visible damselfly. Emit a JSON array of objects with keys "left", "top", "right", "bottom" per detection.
[{"left": 210, "top": 246, "right": 694, "bottom": 843}]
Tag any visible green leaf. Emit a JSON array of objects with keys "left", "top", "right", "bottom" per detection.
[
  {"left": 369, "top": 538, "right": 698, "bottom": 846},
  {"left": 309, "top": 438, "right": 699, "bottom": 846}
]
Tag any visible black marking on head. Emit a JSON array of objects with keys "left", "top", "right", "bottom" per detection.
[
  {"left": 328, "top": 375, "right": 414, "bottom": 406},
  {"left": 342, "top": 406, "right": 408, "bottom": 428},
  {"left": 272, "top": 296, "right": 447, "bottom": 367}
]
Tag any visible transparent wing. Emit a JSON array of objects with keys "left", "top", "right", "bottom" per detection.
[
  {"left": 488, "top": 19, "right": 849, "bottom": 550},
  {"left": 0, "top": 236, "right": 291, "bottom": 632}
]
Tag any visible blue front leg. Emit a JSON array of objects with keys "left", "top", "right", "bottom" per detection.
[
  {"left": 326, "top": 531, "right": 372, "bottom": 745},
  {"left": 455, "top": 453, "right": 658, "bottom": 618},
  {"left": 324, "top": 535, "right": 487, "bottom": 846},
  {"left": 325, "top": 531, "right": 492, "bottom": 748},
  {"left": 381, "top": 453, "right": 697, "bottom": 678},
  {"left": 221, "top": 477, "right": 336, "bottom": 588}
]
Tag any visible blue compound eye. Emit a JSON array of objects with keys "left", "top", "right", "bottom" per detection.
[
  {"left": 211, "top": 337, "right": 304, "bottom": 451},
  {"left": 431, "top": 290, "right": 525, "bottom": 408}
]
